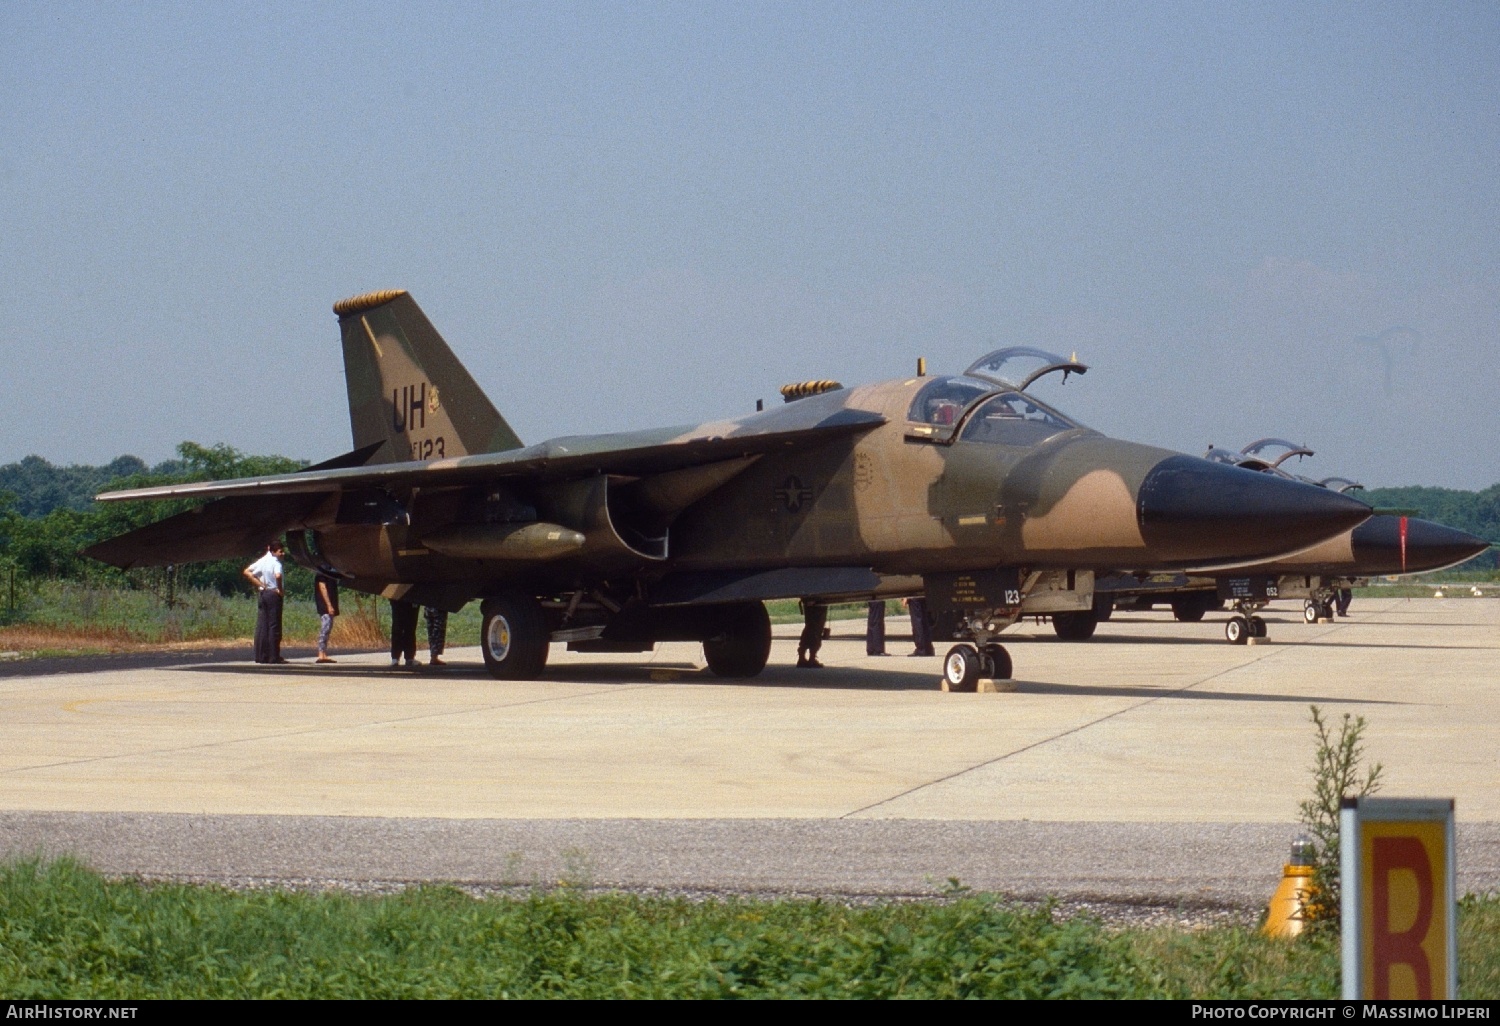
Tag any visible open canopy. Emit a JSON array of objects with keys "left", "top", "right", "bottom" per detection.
[{"left": 964, "top": 346, "right": 1089, "bottom": 391}]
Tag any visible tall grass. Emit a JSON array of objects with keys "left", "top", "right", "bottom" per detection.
[
  {"left": 765, "top": 599, "right": 903, "bottom": 625},
  {"left": 3, "top": 860, "right": 1495, "bottom": 999},
  {"left": 336, "top": 592, "right": 389, "bottom": 650},
  {"left": 0, "top": 860, "right": 1148, "bottom": 999},
  {"left": 0, "top": 580, "right": 507, "bottom": 657},
  {"left": 0, "top": 580, "right": 403, "bottom": 652}
]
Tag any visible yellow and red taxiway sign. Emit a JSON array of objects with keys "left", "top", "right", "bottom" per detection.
[{"left": 1341, "top": 797, "right": 1457, "bottom": 1000}]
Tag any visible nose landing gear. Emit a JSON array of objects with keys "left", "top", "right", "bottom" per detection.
[
  {"left": 942, "top": 641, "right": 1014, "bottom": 692},
  {"left": 1225, "top": 600, "right": 1268, "bottom": 645},
  {"left": 1302, "top": 596, "right": 1336, "bottom": 623}
]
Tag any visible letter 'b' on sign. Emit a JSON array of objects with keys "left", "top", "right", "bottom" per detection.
[{"left": 1342, "top": 798, "right": 1456, "bottom": 1000}]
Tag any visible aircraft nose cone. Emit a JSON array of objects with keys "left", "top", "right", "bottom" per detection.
[
  {"left": 1137, "top": 455, "right": 1371, "bottom": 566},
  {"left": 1350, "top": 516, "right": 1491, "bottom": 575}
]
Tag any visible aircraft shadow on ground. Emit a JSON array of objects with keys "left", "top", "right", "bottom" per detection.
[
  {"left": 182, "top": 661, "right": 954, "bottom": 692},
  {"left": 1055, "top": 634, "right": 1249, "bottom": 647},
  {"left": 1286, "top": 641, "right": 1491, "bottom": 651},
  {"left": 0, "top": 646, "right": 392, "bottom": 681},
  {"left": 175, "top": 661, "right": 1402, "bottom": 702},
  {"left": 1349, "top": 620, "right": 1495, "bottom": 629},
  {"left": 1059, "top": 628, "right": 1491, "bottom": 652},
  {"left": 1006, "top": 681, "right": 1401, "bottom": 705}
]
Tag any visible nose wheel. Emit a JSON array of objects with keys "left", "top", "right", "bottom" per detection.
[
  {"left": 943, "top": 643, "right": 1013, "bottom": 691},
  {"left": 1304, "top": 596, "right": 1335, "bottom": 622},
  {"left": 983, "top": 643, "right": 1013, "bottom": 680},
  {"left": 1225, "top": 612, "right": 1267, "bottom": 645}
]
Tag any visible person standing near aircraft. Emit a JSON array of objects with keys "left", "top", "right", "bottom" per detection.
[
  {"left": 1336, "top": 587, "right": 1353, "bottom": 617},
  {"left": 314, "top": 571, "right": 339, "bottom": 663},
  {"left": 904, "top": 597, "right": 935, "bottom": 657},
  {"left": 390, "top": 599, "right": 419, "bottom": 669},
  {"left": 425, "top": 606, "right": 448, "bottom": 666},
  {"left": 797, "top": 601, "right": 827, "bottom": 668},
  {"left": 866, "top": 600, "right": 887, "bottom": 656},
  {"left": 242, "top": 540, "right": 286, "bottom": 664}
]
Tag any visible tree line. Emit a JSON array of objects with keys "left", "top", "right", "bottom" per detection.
[{"left": 0, "top": 442, "right": 308, "bottom": 598}]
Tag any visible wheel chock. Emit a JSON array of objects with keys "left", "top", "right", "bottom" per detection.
[{"left": 940, "top": 677, "right": 1016, "bottom": 693}]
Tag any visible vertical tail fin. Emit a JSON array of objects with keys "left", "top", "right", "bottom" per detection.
[{"left": 333, "top": 290, "right": 523, "bottom": 464}]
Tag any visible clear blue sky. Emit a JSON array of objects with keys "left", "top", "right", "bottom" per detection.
[{"left": 4, "top": 1, "right": 1496, "bottom": 488}]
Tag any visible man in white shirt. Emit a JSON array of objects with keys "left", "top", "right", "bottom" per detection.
[{"left": 243, "top": 540, "right": 287, "bottom": 664}]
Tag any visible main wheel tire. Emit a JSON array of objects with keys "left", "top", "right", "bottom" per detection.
[
  {"left": 943, "top": 645, "right": 981, "bottom": 692},
  {"left": 1172, "top": 595, "right": 1208, "bottom": 623},
  {"left": 1051, "top": 610, "right": 1099, "bottom": 641},
  {"left": 982, "top": 643, "right": 1013, "bottom": 680},
  {"left": 1303, "top": 600, "right": 1319, "bottom": 624},
  {"left": 702, "top": 602, "right": 772, "bottom": 678},
  {"left": 1249, "top": 615, "right": 1267, "bottom": 638},
  {"left": 1093, "top": 594, "right": 1114, "bottom": 622},
  {"left": 480, "top": 592, "right": 549, "bottom": 679},
  {"left": 1225, "top": 616, "right": 1248, "bottom": 645}
]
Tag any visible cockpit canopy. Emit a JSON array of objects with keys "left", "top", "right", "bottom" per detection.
[
  {"left": 1240, "top": 438, "right": 1315, "bottom": 467},
  {"left": 958, "top": 391, "right": 1077, "bottom": 446},
  {"left": 1205, "top": 438, "right": 1313, "bottom": 473},
  {"left": 905, "top": 347, "right": 1088, "bottom": 446},
  {"left": 906, "top": 376, "right": 992, "bottom": 427},
  {"left": 1202, "top": 439, "right": 1361, "bottom": 492},
  {"left": 964, "top": 346, "right": 1088, "bottom": 391}
]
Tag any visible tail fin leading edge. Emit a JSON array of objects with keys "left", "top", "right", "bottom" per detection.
[{"left": 334, "top": 290, "right": 523, "bottom": 464}]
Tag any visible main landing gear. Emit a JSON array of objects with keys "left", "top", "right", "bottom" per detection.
[
  {"left": 1224, "top": 600, "right": 1268, "bottom": 645},
  {"left": 481, "top": 591, "right": 550, "bottom": 679},
  {"left": 942, "top": 642, "right": 1012, "bottom": 692},
  {"left": 701, "top": 602, "right": 772, "bottom": 678},
  {"left": 1049, "top": 593, "right": 1113, "bottom": 641},
  {"left": 1303, "top": 597, "right": 1335, "bottom": 623},
  {"left": 1170, "top": 592, "right": 1217, "bottom": 623},
  {"left": 479, "top": 592, "right": 773, "bottom": 681}
]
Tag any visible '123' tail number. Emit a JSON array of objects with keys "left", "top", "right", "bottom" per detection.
[{"left": 410, "top": 437, "right": 446, "bottom": 461}]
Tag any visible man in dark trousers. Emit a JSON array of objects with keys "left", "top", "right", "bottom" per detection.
[
  {"left": 389, "top": 598, "right": 419, "bottom": 669},
  {"left": 797, "top": 600, "right": 827, "bottom": 668},
  {"left": 1335, "top": 587, "right": 1353, "bottom": 617},
  {"left": 904, "top": 596, "right": 935, "bottom": 657},
  {"left": 866, "top": 600, "right": 887, "bottom": 656},
  {"left": 242, "top": 540, "right": 286, "bottom": 664}
]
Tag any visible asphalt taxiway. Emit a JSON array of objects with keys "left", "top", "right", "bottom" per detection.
[{"left": 2, "top": 597, "right": 1496, "bottom": 906}]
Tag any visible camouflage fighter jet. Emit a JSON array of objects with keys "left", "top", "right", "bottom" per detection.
[
  {"left": 85, "top": 291, "right": 1372, "bottom": 689},
  {"left": 1090, "top": 439, "right": 1488, "bottom": 643}
]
